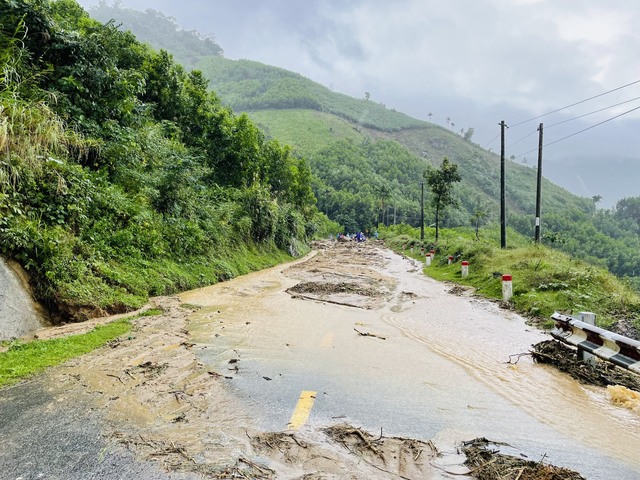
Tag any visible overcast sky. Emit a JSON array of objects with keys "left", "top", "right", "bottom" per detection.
[{"left": 76, "top": 0, "right": 640, "bottom": 207}]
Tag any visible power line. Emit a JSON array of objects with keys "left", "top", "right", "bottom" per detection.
[
  {"left": 483, "top": 133, "right": 500, "bottom": 149},
  {"left": 509, "top": 78, "right": 640, "bottom": 128},
  {"left": 507, "top": 129, "right": 537, "bottom": 149},
  {"left": 514, "top": 104, "right": 640, "bottom": 158},
  {"left": 546, "top": 95, "right": 640, "bottom": 128},
  {"left": 508, "top": 95, "right": 640, "bottom": 149}
]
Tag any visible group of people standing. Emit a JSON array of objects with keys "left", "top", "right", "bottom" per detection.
[{"left": 332, "top": 230, "right": 377, "bottom": 242}]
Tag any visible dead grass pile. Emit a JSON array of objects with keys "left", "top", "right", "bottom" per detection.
[
  {"left": 531, "top": 340, "right": 640, "bottom": 391},
  {"left": 288, "top": 281, "right": 377, "bottom": 297},
  {"left": 462, "top": 438, "right": 584, "bottom": 480}
]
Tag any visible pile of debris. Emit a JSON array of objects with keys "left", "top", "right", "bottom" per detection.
[
  {"left": 462, "top": 438, "right": 585, "bottom": 480},
  {"left": 531, "top": 340, "right": 640, "bottom": 391}
]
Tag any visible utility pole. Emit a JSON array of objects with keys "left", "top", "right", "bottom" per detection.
[
  {"left": 534, "top": 123, "right": 543, "bottom": 243},
  {"left": 500, "top": 120, "right": 508, "bottom": 249},
  {"left": 420, "top": 180, "right": 425, "bottom": 240}
]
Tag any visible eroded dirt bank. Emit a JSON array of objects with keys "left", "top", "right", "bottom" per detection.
[{"left": 2, "top": 240, "right": 622, "bottom": 479}]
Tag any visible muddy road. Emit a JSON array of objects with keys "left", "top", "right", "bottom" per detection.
[{"left": 1, "top": 241, "right": 639, "bottom": 479}]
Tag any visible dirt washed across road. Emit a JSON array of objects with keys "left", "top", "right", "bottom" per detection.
[{"left": 1, "top": 241, "right": 639, "bottom": 479}]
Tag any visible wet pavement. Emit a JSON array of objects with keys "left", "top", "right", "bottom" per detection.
[
  {"left": 185, "top": 242, "right": 640, "bottom": 479},
  {"left": 0, "top": 376, "right": 200, "bottom": 480},
  {"left": 2, "top": 242, "right": 640, "bottom": 479}
]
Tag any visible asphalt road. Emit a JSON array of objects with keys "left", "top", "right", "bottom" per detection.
[{"left": 0, "top": 376, "right": 199, "bottom": 480}]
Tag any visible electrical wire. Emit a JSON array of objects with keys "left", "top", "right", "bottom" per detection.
[
  {"left": 514, "top": 104, "right": 640, "bottom": 158},
  {"left": 507, "top": 129, "right": 538, "bottom": 149},
  {"left": 546, "top": 95, "right": 640, "bottom": 128},
  {"left": 509, "top": 79, "right": 640, "bottom": 128},
  {"left": 483, "top": 133, "right": 500, "bottom": 149}
]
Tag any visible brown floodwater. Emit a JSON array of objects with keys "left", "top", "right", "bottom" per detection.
[{"left": 181, "top": 247, "right": 640, "bottom": 479}]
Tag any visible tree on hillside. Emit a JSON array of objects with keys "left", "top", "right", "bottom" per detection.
[
  {"left": 427, "top": 112, "right": 434, "bottom": 121},
  {"left": 615, "top": 197, "right": 640, "bottom": 225},
  {"left": 425, "top": 157, "right": 461, "bottom": 241},
  {"left": 472, "top": 203, "right": 488, "bottom": 240},
  {"left": 463, "top": 127, "right": 475, "bottom": 142},
  {"left": 375, "top": 184, "right": 392, "bottom": 226}
]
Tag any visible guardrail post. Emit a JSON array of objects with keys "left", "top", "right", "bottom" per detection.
[
  {"left": 425, "top": 253, "right": 431, "bottom": 266},
  {"left": 461, "top": 261, "right": 469, "bottom": 277},
  {"left": 577, "top": 312, "right": 596, "bottom": 365},
  {"left": 551, "top": 312, "right": 640, "bottom": 373},
  {"left": 448, "top": 255, "right": 454, "bottom": 265},
  {"left": 502, "top": 274, "right": 513, "bottom": 301}
]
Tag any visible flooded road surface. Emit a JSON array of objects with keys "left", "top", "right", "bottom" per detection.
[
  {"left": 0, "top": 257, "right": 48, "bottom": 340},
  {"left": 183, "top": 242, "right": 640, "bottom": 479}
]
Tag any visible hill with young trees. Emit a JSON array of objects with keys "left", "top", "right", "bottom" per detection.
[
  {"left": 86, "top": 2, "right": 640, "bottom": 286},
  {"left": 0, "top": 0, "right": 330, "bottom": 320}
]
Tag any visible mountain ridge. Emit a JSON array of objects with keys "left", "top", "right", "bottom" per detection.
[{"left": 87, "top": 2, "right": 640, "bottom": 283}]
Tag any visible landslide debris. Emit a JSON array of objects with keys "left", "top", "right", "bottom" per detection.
[
  {"left": 531, "top": 340, "right": 640, "bottom": 391},
  {"left": 462, "top": 438, "right": 585, "bottom": 480}
]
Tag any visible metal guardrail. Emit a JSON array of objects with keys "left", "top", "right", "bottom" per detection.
[{"left": 550, "top": 312, "right": 640, "bottom": 374}]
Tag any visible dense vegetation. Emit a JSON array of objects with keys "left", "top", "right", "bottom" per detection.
[
  {"left": 0, "top": 0, "right": 334, "bottom": 320},
  {"left": 81, "top": 3, "right": 640, "bottom": 287},
  {"left": 3, "top": 0, "right": 640, "bottom": 334},
  {"left": 89, "top": 1, "right": 224, "bottom": 66},
  {"left": 196, "top": 56, "right": 427, "bottom": 132}
]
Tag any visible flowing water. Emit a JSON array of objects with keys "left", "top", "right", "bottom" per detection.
[
  {"left": 183, "top": 247, "right": 640, "bottom": 479},
  {"left": 0, "top": 257, "right": 48, "bottom": 341}
]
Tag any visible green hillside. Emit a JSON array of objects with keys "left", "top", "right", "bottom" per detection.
[
  {"left": 249, "top": 109, "right": 366, "bottom": 154},
  {"left": 85, "top": 3, "right": 640, "bottom": 284},
  {"left": 0, "top": 0, "right": 329, "bottom": 321},
  {"left": 196, "top": 56, "right": 427, "bottom": 132}
]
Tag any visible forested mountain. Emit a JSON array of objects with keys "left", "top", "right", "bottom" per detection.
[
  {"left": 83, "top": 2, "right": 640, "bottom": 285},
  {"left": 89, "top": 1, "right": 223, "bottom": 65},
  {"left": 0, "top": 0, "right": 326, "bottom": 319}
]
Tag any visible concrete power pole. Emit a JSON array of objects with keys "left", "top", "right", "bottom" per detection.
[
  {"left": 535, "top": 123, "right": 543, "bottom": 243},
  {"left": 420, "top": 180, "right": 425, "bottom": 240},
  {"left": 500, "top": 120, "right": 508, "bottom": 249}
]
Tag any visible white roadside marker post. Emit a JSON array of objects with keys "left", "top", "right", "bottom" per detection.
[{"left": 502, "top": 274, "right": 513, "bottom": 301}]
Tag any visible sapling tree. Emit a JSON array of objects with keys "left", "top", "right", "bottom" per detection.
[{"left": 425, "top": 157, "right": 461, "bottom": 241}]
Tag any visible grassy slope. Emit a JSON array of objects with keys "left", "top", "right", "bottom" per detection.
[
  {"left": 382, "top": 225, "right": 640, "bottom": 330},
  {"left": 0, "top": 317, "right": 133, "bottom": 387},
  {"left": 248, "top": 109, "right": 366, "bottom": 156},
  {"left": 246, "top": 106, "right": 590, "bottom": 220},
  {"left": 196, "top": 56, "right": 426, "bottom": 131},
  {"left": 91, "top": 6, "right": 593, "bottom": 221}
]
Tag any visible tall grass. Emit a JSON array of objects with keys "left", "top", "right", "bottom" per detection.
[{"left": 0, "top": 30, "right": 87, "bottom": 191}]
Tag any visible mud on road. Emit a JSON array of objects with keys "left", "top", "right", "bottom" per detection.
[{"left": 1, "top": 240, "right": 588, "bottom": 479}]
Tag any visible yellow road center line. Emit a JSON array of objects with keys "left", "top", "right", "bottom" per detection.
[{"left": 287, "top": 390, "right": 317, "bottom": 430}]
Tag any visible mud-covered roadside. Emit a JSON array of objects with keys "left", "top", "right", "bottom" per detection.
[{"left": 1, "top": 240, "right": 591, "bottom": 479}]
